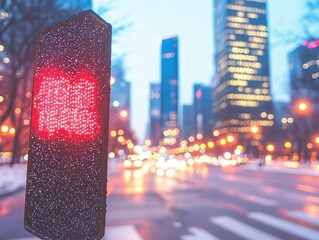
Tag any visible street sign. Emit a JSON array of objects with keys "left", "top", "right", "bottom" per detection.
[{"left": 24, "top": 11, "right": 111, "bottom": 240}]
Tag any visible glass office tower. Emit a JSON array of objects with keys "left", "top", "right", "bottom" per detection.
[
  {"left": 213, "top": 0, "right": 273, "bottom": 142},
  {"left": 161, "top": 36, "right": 179, "bottom": 146}
]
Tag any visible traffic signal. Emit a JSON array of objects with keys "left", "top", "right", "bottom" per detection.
[{"left": 25, "top": 11, "right": 111, "bottom": 240}]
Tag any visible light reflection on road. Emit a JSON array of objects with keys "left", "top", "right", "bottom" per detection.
[
  {"left": 296, "top": 184, "right": 319, "bottom": 194},
  {"left": 110, "top": 156, "right": 212, "bottom": 197},
  {"left": 304, "top": 205, "right": 319, "bottom": 216},
  {"left": 0, "top": 192, "right": 24, "bottom": 217}
]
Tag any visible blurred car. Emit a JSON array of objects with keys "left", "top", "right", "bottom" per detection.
[{"left": 123, "top": 155, "right": 144, "bottom": 169}]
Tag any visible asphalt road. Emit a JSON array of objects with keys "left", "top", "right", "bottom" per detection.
[{"left": 1, "top": 163, "right": 319, "bottom": 240}]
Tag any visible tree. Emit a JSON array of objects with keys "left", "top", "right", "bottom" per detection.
[
  {"left": 302, "top": 0, "right": 319, "bottom": 39},
  {"left": 0, "top": 0, "right": 129, "bottom": 165},
  {"left": 273, "top": 0, "right": 319, "bottom": 44}
]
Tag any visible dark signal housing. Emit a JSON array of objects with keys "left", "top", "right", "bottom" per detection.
[{"left": 25, "top": 11, "right": 112, "bottom": 240}]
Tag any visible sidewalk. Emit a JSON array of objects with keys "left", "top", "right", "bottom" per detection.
[
  {"left": 244, "top": 160, "right": 319, "bottom": 176},
  {"left": 0, "top": 164, "right": 27, "bottom": 197},
  {"left": 0, "top": 158, "right": 121, "bottom": 198}
]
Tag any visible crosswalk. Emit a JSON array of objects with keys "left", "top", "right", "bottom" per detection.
[
  {"left": 211, "top": 216, "right": 281, "bottom": 240},
  {"left": 102, "top": 225, "right": 143, "bottom": 240},
  {"left": 11, "top": 210, "right": 319, "bottom": 240},
  {"left": 11, "top": 225, "right": 143, "bottom": 240},
  {"left": 181, "top": 210, "right": 319, "bottom": 240},
  {"left": 249, "top": 212, "right": 319, "bottom": 240},
  {"left": 181, "top": 227, "right": 221, "bottom": 240},
  {"left": 286, "top": 210, "right": 319, "bottom": 225}
]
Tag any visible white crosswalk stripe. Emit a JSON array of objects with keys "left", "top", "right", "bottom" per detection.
[
  {"left": 286, "top": 210, "right": 319, "bottom": 226},
  {"left": 181, "top": 227, "right": 221, "bottom": 240},
  {"left": 11, "top": 225, "right": 144, "bottom": 240},
  {"left": 221, "top": 189, "right": 278, "bottom": 207},
  {"left": 249, "top": 212, "right": 319, "bottom": 240},
  {"left": 10, "top": 238, "right": 36, "bottom": 240},
  {"left": 103, "top": 225, "right": 143, "bottom": 240},
  {"left": 237, "top": 193, "right": 278, "bottom": 207},
  {"left": 210, "top": 216, "right": 282, "bottom": 240}
]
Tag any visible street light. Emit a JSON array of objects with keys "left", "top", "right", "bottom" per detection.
[
  {"left": 220, "top": 138, "right": 227, "bottom": 146},
  {"left": 226, "top": 135, "right": 234, "bottom": 143},
  {"left": 119, "top": 110, "right": 128, "bottom": 119},
  {"left": 247, "top": 125, "right": 261, "bottom": 158},
  {"left": 295, "top": 99, "right": 311, "bottom": 162},
  {"left": 1, "top": 125, "right": 9, "bottom": 133},
  {"left": 298, "top": 102, "right": 308, "bottom": 112},
  {"left": 284, "top": 141, "right": 292, "bottom": 149},
  {"left": 251, "top": 125, "right": 259, "bottom": 134},
  {"left": 296, "top": 100, "right": 310, "bottom": 115},
  {"left": 266, "top": 144, "right": 275, "bottom": 152}
]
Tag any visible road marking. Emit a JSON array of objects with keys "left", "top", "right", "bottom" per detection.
[
  {"left": 296, "top": 184, "right": 319, "bottom": 194},
  {"left": 11, "top": 225, "right": 143, "bottom": 240},
  {"left": 10, "top": 238, "right": 36, "bottom": 240},
  {"left": 286, "top": 210, "right": 319, "bottom": 226},
  {"left": 103, "top": 225, "right": 143, "bottom": 240},
  {"left": 222, "top": 189, "right": 278, "bottom": 206},
  {"left": 210, "top": 216, "right": 281, "bottom": 240},
  {"left": 181, "top": 227, "right": 221, "bottom": 240},
  {"left": 238, "top": 193, "right": 278, "bottom": 206},
  {"left": 249, "top": 212, "right": 319, "bottom": 240}
]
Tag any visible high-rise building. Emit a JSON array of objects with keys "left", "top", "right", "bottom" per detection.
[
  {"left": 181, "top": 105, "right": 194, "bottom": 140},
  {"left": 110, "top": 60, "right": 131, "bottom": 131},
  {"left": 289, "top": 39, "right": 319, "bottom": 135},
  {"left": 213, "top": 0, "right": 273, "bottom": 142},
  {"left": 193, "top": 84, "right": 213, "bottom": 139},
  {"left": 161, "top": 36, "right": 179, "bottom": 146},
  {"left": 56, "top": 0, "right": 92, "bottom": 11},
  {"left": 149, "top": 83, "right": 161, "bottom": 146},
  {"left": 289, "top": 40, "right": 319, "bottom": 99}
]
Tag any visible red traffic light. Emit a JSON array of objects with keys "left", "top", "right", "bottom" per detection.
[
  {"left": 25, "top": 11, "right": 111, "bottom": 240},
  {"left": 33, "top": 69, "right": 99, "bottom": 140}
]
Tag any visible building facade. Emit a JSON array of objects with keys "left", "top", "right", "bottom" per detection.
[
  {"left": 289, "top": 40, "right": 319, "bottom": 100},
  {"left": 213, "top": 0, "right": 273, "bottom": 143},
  {"left": 161, "top": 36, "right": 179, "bottom": 146},
  {"left": 149, "top": 83, "right": 161, "bottom": 146},
  {"left": 289, "top": 40, "right": 319, "bottom": 160},
  {"left": 110, "top": 60, "right": 131, "bottom": 131},
  {"left": 193, "top": 84, "right": 213, "bottom": 139},
  {"left": 181, "top": 105, "right": 194, "bottom": 140}
]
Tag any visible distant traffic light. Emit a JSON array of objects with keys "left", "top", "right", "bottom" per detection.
[{"left": 25, "top": 11, "right": 111, "bottom": 240}]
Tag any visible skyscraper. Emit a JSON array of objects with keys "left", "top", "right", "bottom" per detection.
[
  {"left": 161, "top": 36, "right": 179, "bottom": 146},
  {"left": 56, "top": 0, "right": 92, "bottom": 11},
  {"left": 182, "top": 105, "right": 194, "bottom": 140},
  {"left": 289, "top": 39, "right": 319, "bottom": 135},
  {"left": 110, "top": 60, "right": 131, "bottom": 131},
  {"left": 289, "top": 40, "right": 319, "bottom": 99},
  {"left": 213, "top": 0, "right": 273, "bottom": 142},
  {"left": 149, "top": 83, "right": 161, "bottom": 146},
  {"left": 193, "top": 84, "right": 213, "bottom": 139}
]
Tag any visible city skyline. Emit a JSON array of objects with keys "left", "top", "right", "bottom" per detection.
[{"left": 95, "top": 0, "right": 305, "bottom": 142}]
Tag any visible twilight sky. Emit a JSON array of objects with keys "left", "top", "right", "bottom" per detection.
[{"left": 94, "top": 0, "right": 306, "bottom": 143}]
